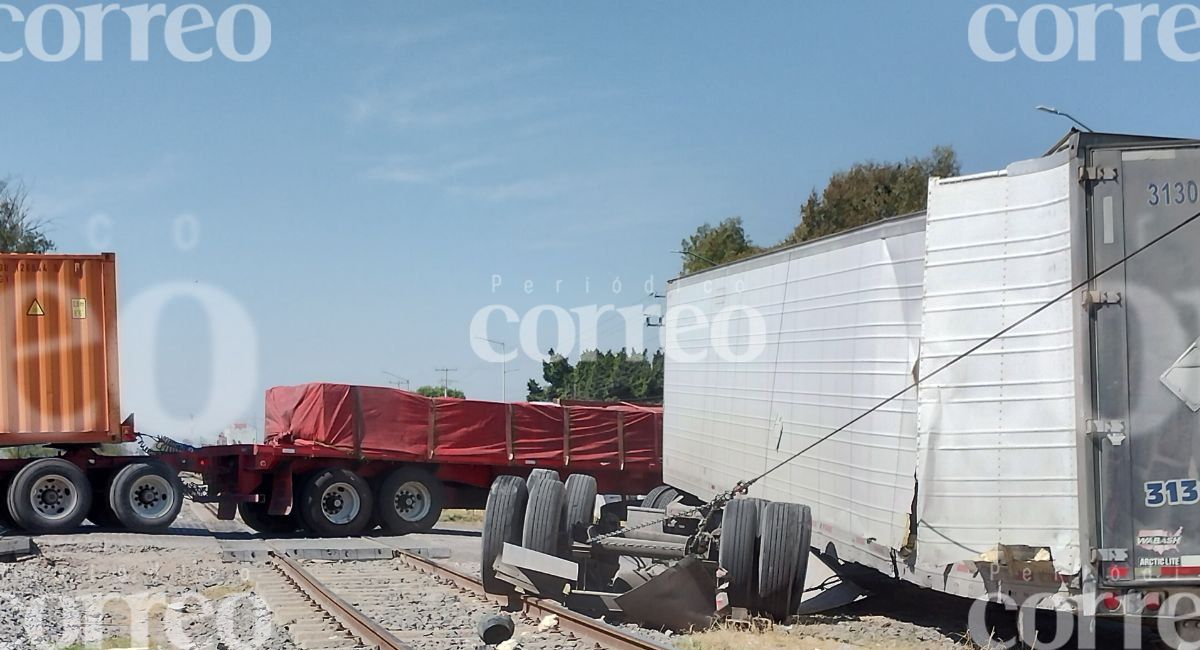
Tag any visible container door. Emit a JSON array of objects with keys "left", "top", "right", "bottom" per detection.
[
  {"left": 1092, "top": 143, "right": 1200, "bottom": 584},
  {"left": 0, "top": 255, "right": 119, "bottom": 442}
]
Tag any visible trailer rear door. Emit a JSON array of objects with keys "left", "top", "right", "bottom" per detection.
[{"left": 1090, "top": 142, "right": 1200, "bottom": 584}]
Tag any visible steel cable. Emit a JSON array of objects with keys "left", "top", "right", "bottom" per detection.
[{"left": 590, "top": 207, "right": 1200, "bottom": 543}]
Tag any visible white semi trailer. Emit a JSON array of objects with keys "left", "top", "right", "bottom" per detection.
[
  {"left": 662, "top": 131, "right": 1200, "bottom": 633},
  {"left": 479, "top": 132, "right": 1200, "bottom": 642}
]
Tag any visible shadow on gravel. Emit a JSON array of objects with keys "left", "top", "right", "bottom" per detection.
[
  {"left": 76, "top": 523, "right": 262, "bottom": 540},
  {"left": 825, "top": 578, "right": 1166, "bottom": 649},
  {"left": 421, "top": 527, "right": 482, "bottom": 538}
]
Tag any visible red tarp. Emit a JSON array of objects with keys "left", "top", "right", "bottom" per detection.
[{"left": 264, "top": 383, "right": 661, "bottom": 470}]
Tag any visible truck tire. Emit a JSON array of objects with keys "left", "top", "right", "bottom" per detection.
[
  {"left": 642, "top": 485, "right": 677, "bottom": 510},
  {"left": 527, "top": 468, "right": 560, "bottom": 487},
  {"left": 563, "top": 474, "right": 597, "bottom": 544},
  {"left": 377, "top": 466, "right": 445, "bottom": 535},
  {"left": 298, "top": 469, "right": 374, "bottom": 537},
  {"left": 86, "top": 471, "right": 120, "bottom": 529},
  {"left": 719, "top": 498, "right": 762, "bottom": 609},
  {"left": 109, "top": 461, "right": 184, "bottom": 533},
  {"left": 482, "top": 476, "right": 528, "bottom": 595},
  {"left": 238, "top": 501, "right": 297, "bottom": 535},
  {"left": 757, "top": 501, "right": 812, "bottom": 620},
  {"left": 6, "top": 458, "right": 92, "bottom": 533},
  {"left": 522, "top": 478, "right": 566, "bottom": 556}
]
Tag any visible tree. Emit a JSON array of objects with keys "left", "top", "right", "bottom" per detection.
[
  {"left": 527, "top": 349, "right": 663, "bottom": 403},
  {"left": 788, "top": 146, "right": 958, "bottom": 244},
  {"left": 0, "top": 180, "right": 53, "bottom": 253},
  {"left": 679, "top": 217, "right": 759, "bottom": 274},
  {"left": 416, "top": 385, "right": 465, "bottom": 399}
]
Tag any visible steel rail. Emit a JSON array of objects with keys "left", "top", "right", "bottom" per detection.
[
  {"left": 269, "top": 551, "right": 414, "bottom": 650},
  {"left": 389, "top": 546, "right": 674, "bottom": 650}
]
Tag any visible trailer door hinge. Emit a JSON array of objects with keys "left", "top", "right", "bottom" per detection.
[
  {"left": 1080, "top": 166, "right": 1119, "bottom": 184},
  {"left": 1094, "top": 548, "right": 1129, "bottom": 563},
  {"left": 1087, "top": 419, "right": 1127, "bottom": 446},
  {"left": 1083, "top": 290, "right": 1122, "bottom": 310}
]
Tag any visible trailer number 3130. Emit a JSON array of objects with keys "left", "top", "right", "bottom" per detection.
[
  {"left": 1145, "top": 479, "right": 1200, "bottom": 507},
  {"left": 1148, "top": 181, "right": 1200, "bottom": 206}
]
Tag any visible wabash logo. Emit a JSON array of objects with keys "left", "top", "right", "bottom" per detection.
[
  {"left": 969, "top": 3, "right": 1200, "bottom": 62},
  {"left": 1138, "top": 527, "right": 1184, "bottom": 554},
  {"left": 0, "top": 3, "right": 271, "bottom": 62}
]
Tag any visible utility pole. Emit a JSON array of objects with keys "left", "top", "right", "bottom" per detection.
[
  {"left": 434, "top": 368, "right": 458, "bottom": 397},
  {"left": 475, "top": 337, "right": 514, "bottom": 402}
]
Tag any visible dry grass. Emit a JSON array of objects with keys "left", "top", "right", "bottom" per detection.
[
  {"left": 201, "top": 580, "right": 253, "bottom": 600},
  {"left": 676, "top": 621, "right": 967, "bottom": 650},
  {"left": 59, "top": 638, "right": 159, "bottom": 650},
  {"left": 440, "top": 509, "right": 485, "bottom": 524},
  {"left": 676, "top": 626, "right": 808, "bottom": 650}
]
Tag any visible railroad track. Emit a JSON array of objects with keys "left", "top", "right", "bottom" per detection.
[
  {"left": 194, "top": 499, "right": 672, "bottom": 649},
  {"left": 247, "top": 540, "right": 672, "bottom": 650}
]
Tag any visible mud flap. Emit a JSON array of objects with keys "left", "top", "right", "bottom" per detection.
[{"left": 614, "top": 557, "right": 716, "bottom": 632}]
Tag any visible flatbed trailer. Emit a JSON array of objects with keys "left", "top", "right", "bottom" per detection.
[{"left": 189, "top": 441, "right": 661, "bottom": 534}]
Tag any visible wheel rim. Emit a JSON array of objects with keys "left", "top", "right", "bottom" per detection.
[
  {"left": 127, "top": 475, "right": 175, "bottom": 519},
  {"left": 320, "top": 482, "right": 361, "bottom": 525},
  {"left": 30, "top": 474, "right": 80, "bottom": 521},
  {"left": 393, "top": 480, "right": 431, "bottom": 522}
]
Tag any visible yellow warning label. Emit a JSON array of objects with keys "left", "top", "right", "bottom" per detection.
[
  {"left": 27, "top": 300, "right": 44, "bottom": 317},
  {"left": 71, "top": 298, "right": 86, "bottom": 319}
]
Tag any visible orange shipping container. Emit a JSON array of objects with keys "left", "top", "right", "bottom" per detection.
[{"left": 0, "top": 253, "right": 121, "bottom": 446}]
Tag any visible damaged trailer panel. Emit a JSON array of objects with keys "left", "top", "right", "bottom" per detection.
[
  {"left": 663, "top": 132, "right": 1200, "bottom": 607},
  {"left": 663, "top": 212, "right": 929, "bottom": 585}
]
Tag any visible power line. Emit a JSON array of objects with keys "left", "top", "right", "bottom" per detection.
[
  {"left": 434, "top": 368, "right": 458, "bottom": 397},
  {"left": 742, "top": 207, "right": 1200, "bottom": 491}
]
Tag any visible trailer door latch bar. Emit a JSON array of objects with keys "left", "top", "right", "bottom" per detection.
[
  {"left": 1086, "top": 419, "right": 1126, "bottom": 446},
  {"left": 1094, "top": 547, "right": 1129, "bottom": 562},
  {"left": 1082, "top": 290, "right": 1122, "bottom": 310},
  {"left": 1080, "top": 166, "right": 1119, "bottom": 184}
]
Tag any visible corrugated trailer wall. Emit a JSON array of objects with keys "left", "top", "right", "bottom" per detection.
[
  {"left": 0, "top": 254, "right": 121, "bottom": 445},
  {"left": 663, "top": 146, "right": 1090, "bottom": 598},
  {"left": 663, "top": 215, "right": 927, "bottom": 557},
  {"left": 916, "top": 153, "right": 1082, "bottom": 578}
]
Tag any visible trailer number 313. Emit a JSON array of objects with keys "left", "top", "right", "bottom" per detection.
[{"left": 1145, "top": 479, "right": 1200, "bottom": 507}]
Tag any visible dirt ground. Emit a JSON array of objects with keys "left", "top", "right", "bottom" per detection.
[{"left": 0, "top": 504, "right": 1172, "bottom": 650}]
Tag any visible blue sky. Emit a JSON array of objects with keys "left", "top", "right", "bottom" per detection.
[{"left": 6, "top": 1, "right": 1200, "bottom": 439}]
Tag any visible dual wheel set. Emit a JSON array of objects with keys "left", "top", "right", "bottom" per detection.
[
  {"left": 718, "top": 498, "right": 813, "bottom": 620},
  {"left": 480, "top": 469, "right": 598, "bottom": 594},
  {"left": 236, "top": 465, "right": 446, "bottom": 538},
  {"left": 2, "top": 458, "right": 183, "bottom": 534}
]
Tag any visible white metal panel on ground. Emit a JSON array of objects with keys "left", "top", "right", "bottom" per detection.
[
  {"left": 664, "top": 216, "right": 926, "bottom": 553},
  {"left": 917, "top": 153, "right": 1081, "bottom": 575}
]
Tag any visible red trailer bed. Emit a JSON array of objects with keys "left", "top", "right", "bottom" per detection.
[
  {"left": 176, "top": 384, "right": 665, "bottom": 537},
  {"left": 264, "top": 383, "right": 662, "bottom": 473}
]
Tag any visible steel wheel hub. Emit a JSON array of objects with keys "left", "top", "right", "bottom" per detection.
[
  {"left": 320, "top": 482, "right": 361, "bottom": 525},
  {"left": 30, "top": 475, "right": 79, "bottom": 521},
  {"left": 394, "top": 481, "right": 431, "bottom": 522},
  {"left": 128, "top": 475, "right": 175, "bottom": 518}
]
